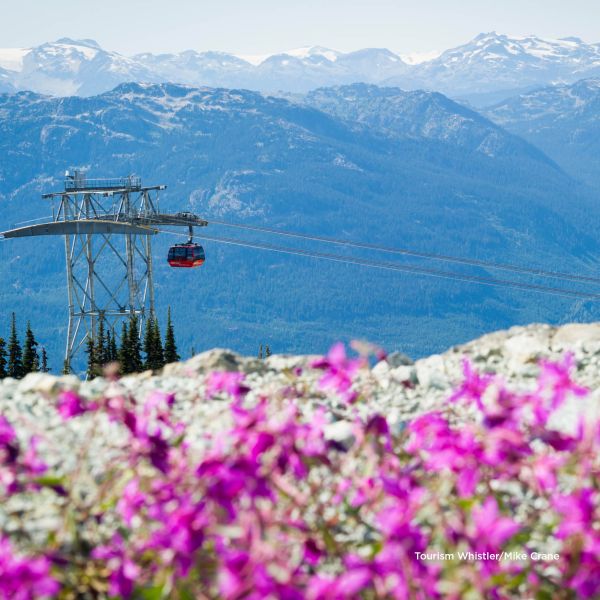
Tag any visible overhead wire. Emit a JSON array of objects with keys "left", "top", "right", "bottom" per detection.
[
  {"left": 202, "top": 218, "right": 600, "bottom": 285},
  {"left": 157, "top": 226, "right": 600, "bottom": 301}
]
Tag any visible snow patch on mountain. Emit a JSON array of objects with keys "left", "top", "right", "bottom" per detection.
[{"left": 0, "top": 47, "right": 29, "bottom": 71}]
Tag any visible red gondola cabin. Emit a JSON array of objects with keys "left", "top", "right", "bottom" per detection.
[{"left": 167, "top": 243, "right": 205, "bottom": 268}]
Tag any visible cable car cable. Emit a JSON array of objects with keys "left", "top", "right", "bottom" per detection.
[
  {"left": 158, "top": 227, "right": 600, "bottom": 301},
  {"left": 201, "top": 218, "right": 600, "bottom": 286}
]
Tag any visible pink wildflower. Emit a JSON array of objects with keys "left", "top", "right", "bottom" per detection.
[
  {"left": 469, "top": 496, "right": 520, "bottom": 552},
  {"left": 56, "top": 390, "right": 89, "bottom": 419},
  {"left": 206, "top": 371, "right": 249, "bottom": 400},
  {"left": 0, "top": 535, "right": 59, "bottom": 599},
  {"left": 92, "top": 534, "right": 140, "bottom": 599},
  {"left": 312, "top": 343, "right": 364, "bottom": 403}
]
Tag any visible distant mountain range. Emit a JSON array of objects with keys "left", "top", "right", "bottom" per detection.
[
  {"left": 2, "top": 33, "right": 600, "bottom": 104},
  {"left": 1, "top": 82, "right": 599, "bottom": 369},
  {"left": 485, "top": 78, "right": 600, "bottom": 187}
]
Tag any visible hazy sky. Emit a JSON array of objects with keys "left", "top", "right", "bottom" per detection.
[{"left": 1, "top": 0, "right": 599, "bottom": 56}]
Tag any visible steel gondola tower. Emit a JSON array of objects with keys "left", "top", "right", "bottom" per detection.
[{"left": 1, "top": 172, "right": 207, "bottom": 372}]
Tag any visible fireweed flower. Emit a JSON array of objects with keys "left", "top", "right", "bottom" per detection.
[
  {"left": 92, "top": 535, "right": 140, "bottom": 599},
  {"left": 449, "top": 359, "right": 493, "bottom": 410},
  {"left": 206, "top": 371, "right": 249, "bottom": 401},
  {"left": 0, "top": 536, "right": 59, "bottom": 600},
  {"left": 468, "top": 496, "right": 520, "bottom": 554},
  {"left": 3, "top": 353, "right": 599, "bottom": 599},
  {"left": 56, "top": 390, "right": 90, "bottom": 419},
  {"left": 407, "top": 413, "right": 483, "bottom": 497},
  {"left": 312, "top": 343, "right": 365, "bottom": 403},
  {"left": 0, "top": 415, "right": 18, "bottom": 464}
]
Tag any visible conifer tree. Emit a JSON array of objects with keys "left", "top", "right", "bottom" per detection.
[
  {"left": 97, "top": 318, "right": 109, "bottom": 366},
  {"left": 118, "top": 321, "right": 131, "bottom": 373},
  {"left": 32, "top": 351, "right": 40, "bottom": 373},
  {"left": 143, "top": 315, "right": 164, "bottom": 371},
  {"left": 163, "top": 307, "right": 179, "bottom": 364},
  {"left": 108, "top": 330, "right": 118, "bottom": 362},
  {"left": 85, "top": 335, "right": 98, "bottom": 380},
  {"left": 265, "top": 345, "right": 272, "bottom": 358},
  {"left": 128, "top": 313, "right": 143, "bottom": 373},
  {"left": 22, "top": 321, "right": 39, "bottom": 375},
  {"left": 41, "top": 347, "right": 49, "bottom": 373},
  {"left": 0, "top": 337, "right": 7, "bottom": 379},
  {"left": 143, "top": 315, "right": 155, "bottom": 370},
  {"left": 258, "top": 344, "right": 263, "bottom": 359},
  {"left": 152, "top": 318, "right": 164, "bottom": 368},
  {"left": 8, "top": 313, "right": 23, "bottom": 379}
]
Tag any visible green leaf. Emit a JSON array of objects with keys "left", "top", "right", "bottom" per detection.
[
  {"left": 139, "top": 585, "right": 164, "bottom": 600},
  {"left": 35, "top": 475, "right": 66, "bottom": 487}
]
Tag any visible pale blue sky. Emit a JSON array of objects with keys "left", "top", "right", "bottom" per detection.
[{"left": 1, "top": 0, "right": 599, "bottom": 55}]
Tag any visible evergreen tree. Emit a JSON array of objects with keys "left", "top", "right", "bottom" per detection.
[
  {"left": 22, "top": 321, "right": 39, "bottom": 375},
  {"left": 118, "top": 321, "right": 131, "bottom": 373},
  {"left": 258, "top": 344, "right": 263, "bottom": 359},
  {"left": 41, "top": 347, "right": 49, "bottom": 373},
  {"left": 152, "top": 318, "right": 164, "bottom": 368},
  {"left": 97, "top": 318, "right": 109, "bottom": 366},
  {"left": 143, "top": 315, "right": 164, "bottom": 371},
  {"left": 7, "top": 313, "right": 23, "bottom": 379},
  {"left": 32, "top": 351, "right": 40, "bottom": 373},
  {"left": 163, "top": 307, "right": 179, "bottom": 364},
  {"left": 265, "top": 345, "right": 272, "bottom": 358},
  {"left": 0, "top": 338, "right": 7, "bottom": 379},
  {"left": 108, "top": 330, "right": 118, "bottom": 362},
  {"left": 85, "top": 335, "right": 98, "bottom": 380},
  {"left": 143, "top": 315, "right": 155, "bottom": 370},
  {"left": 128, "top": 313, "right": 143, "bottom": 373}
]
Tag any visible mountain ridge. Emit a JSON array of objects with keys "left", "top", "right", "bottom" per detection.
[
  {"left": 0, "top": 82, "right": 598, "bottom": 369},
  {"left": 3, "top": 33, "right": 600, "bottom": 103}
]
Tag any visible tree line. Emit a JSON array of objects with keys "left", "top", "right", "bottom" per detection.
[
  {"left": 0, "top": 313, "right": 49, "bottom": 379},
  {"left": 85, "top": 308, "right": 179, "bottom": 378},
  {"left": 0, "top": 309, "right": 180, "bottom": 380}
]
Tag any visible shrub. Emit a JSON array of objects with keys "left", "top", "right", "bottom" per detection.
[{"left": 0, "top": 345, "right": 598, "bottom": 599}]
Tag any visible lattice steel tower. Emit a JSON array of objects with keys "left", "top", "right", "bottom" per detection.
[{"left": 1, "top": 172, "right": 207, "bottom": 372}]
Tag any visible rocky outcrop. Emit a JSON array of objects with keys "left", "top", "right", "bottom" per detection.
[{"left": 3, "top": 322, "right": 600, "bottom": 443}]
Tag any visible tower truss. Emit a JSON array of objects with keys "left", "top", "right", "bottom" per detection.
[{"left": 1, "top": 172, "right": 207, "bottom": 373}]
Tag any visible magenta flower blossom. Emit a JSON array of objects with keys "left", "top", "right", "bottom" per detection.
[
  {"left": 312, "top": 343, "right": 364, "bottom": 403},
  {"left": 0, "top": 416, "right": 18, "bottom": 466},
  {"left": 56, "top": 390, "right": 89, "bottom": 419},
  {"left": 554, "top": 488, "right": 597, "bottom": 540},
  {"left": 468, "top": 496, "right": 520, "bottom": 553},
  {"left": 449, "top": 359, "right": 493, "bottom": 410},
  {"left": 117, "top": 478, "right": 146, "bottom": 526},
  {"left": 537, "top": 354, "right": 588, "bottom": 408},
  {"left": 21, "top": 436, "right": 47, "bottom": 477},
  {"left": 3, "top": 350, "right": 599, "bottom": 599},
  {"left": 0, "top": 536, "right": 59, "bottom": 600},
  {"left": 407, "top": 413, "right": 483, "bottom": 496},
  {"left": 93, "top": 535, "right": 140, "bottom": 599},
  {"left": 206, "top": 371, "right": 249, "bottom": 400}
]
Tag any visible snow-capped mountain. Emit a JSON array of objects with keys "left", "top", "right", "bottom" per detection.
[
  {"left": 133, "top": 50, "right": 252, "bottom": 88},
  {"left": 0, "top": 38, "right": 158, "bottom": 96},
  {"left": 0, "top": 66, "right": 15, "bottom": 93},
  {"left": 396, "top": 32, "right": 600, "bottom": 104},
  {"left": 2, "top": 33, "right": 600, "bottom": 102}
]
